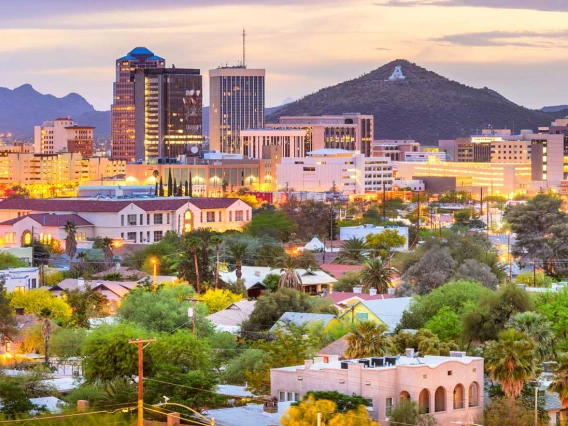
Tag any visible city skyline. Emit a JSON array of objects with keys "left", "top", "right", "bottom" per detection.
[{"left": 1, "top": 0, "right": 568, "bottom": 111}]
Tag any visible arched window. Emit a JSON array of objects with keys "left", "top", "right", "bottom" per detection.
[
  {"left": 399, "top": 391, "right": 410, "bottom": 401},
  {"left": 22, "top": 231, "right": 32, "bottom": 246},
  {"left": 419, "top": 389, "right": 430, "bottom": 414},
  {"left": 435, "top": 386, "right": 446, "bottom": 412},
  {"left": 183, "top": 210, "right": 193, "bottom": 233},
  {"left": 454, "top": 384, "right": 465, "bottom": 410},
  {"left": 469, "top": 382, "right": 480, "bottom": 407}
]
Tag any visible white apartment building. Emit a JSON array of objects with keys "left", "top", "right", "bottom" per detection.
[
  {"left": 276, "top": 149, "right": 392, "bottom": 194},
  {"left": 1, "top": 267, "right": 40, "bottom": 292},
  {"left": 240, "top": 128, "right": 306, "bottom": 159},
  {"left": 0, "top": 197, "right": 252, "bottom": 247},
  {"left": 34, "top": 117, "right": 94, "bottom": 157}
]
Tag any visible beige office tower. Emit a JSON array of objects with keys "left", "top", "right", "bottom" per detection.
[{"left": 209, "top": 67, "right": 265, "bottom": 154}]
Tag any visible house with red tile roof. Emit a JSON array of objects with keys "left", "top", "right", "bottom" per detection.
[
  {"left": 319, "top": 264, "right": 363, "bottom": 279},
  {"left": 0, "top": 197, "right": 252, "bottom": 248}
]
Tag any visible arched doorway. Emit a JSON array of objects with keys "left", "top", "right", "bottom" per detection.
[
  {"left": 469, "top": 382, "right": 480, "bottom": 407},
  {"left": 418, "top": 389, "right": 430, "bottom": 414},
  {"left": 454, "top": 384, "right": 465, "bottom": 410},
  {"left": 399, "top": 391, "right": 410, "bottom": 401},
  {"left": 184, "top": 210, "right": 194, "bottom": 233},
  {"left": 21, "top": 230, "right": 32, "bottom": 246},
  {"left": 435, "top": 386, "right": 446, "bottom": 412}
]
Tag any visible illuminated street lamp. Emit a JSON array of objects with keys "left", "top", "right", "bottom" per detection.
[{"left": 151, "top": 258, "right": 158, "bottom": 292}]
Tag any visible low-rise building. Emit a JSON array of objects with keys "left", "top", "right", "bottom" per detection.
[
  {"left": 340, "top": 225, "right": 409, "bottom": 251},
  {"left": 277, "top": 149, "right": 393, "bottom": 194},
  {"left": 240, "top": 128, "right": 306, "bottom": 159},
  {"left": 338, "top": 297, "right": 411, "bottom": 331},
  {"left": 270, "top": 351, "right": 484, "bottom": 424},
  {"left": 34, "top": 117, "right": 94, "bottom": 157},
  {"left": 269, "top": 312, "right": 340, "bottom": 334},
  {"left": 373, "top": 139, "right": 421, "bottom": 161},
  {"left": 1, "top": 267, "right": 40, "bottom": 292},
  {"left": 0, "top": 197, "right": 252, "bottom": 247},
  {"left": 206, "top": 300, "right": 256, "bottom": 334}
]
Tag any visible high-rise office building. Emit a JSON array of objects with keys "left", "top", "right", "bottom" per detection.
[
  {"left": 134, "top": 68, "right": 202, "bottom": 161},
  {"left": 209, "top": 67, "right": 265, "bottom": 154},
  {"left": 111, "top": 47, "right": 165, "bottom": 162}
]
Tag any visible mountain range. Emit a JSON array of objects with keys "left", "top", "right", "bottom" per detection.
[
  {"left": 1, "top": 61, "right": 566, "bottom": 143},
  {"left": 267, "top": 59, "right": 566, "bottom": 145}
]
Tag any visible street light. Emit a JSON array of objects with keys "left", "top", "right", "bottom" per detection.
[{"left": 151, "top": 259, "right": 158, "bottom": 292}]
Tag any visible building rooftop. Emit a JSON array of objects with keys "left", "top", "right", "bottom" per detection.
[
  {"left": 0, "top": 213, "right": 93, "bottom": 227},
  {"left": 128, "top": 47, "right": 154, "bottom": 56},
  {"left": 270, "top": 312, "right": 338, "bottom": 333},
  {"left": 205, "top": 402, "right": 293, "bottom": 426},
  {"left": 206, "top": 300, "right": 257, "bottom": 327}
]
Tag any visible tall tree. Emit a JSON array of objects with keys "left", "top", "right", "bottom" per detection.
[
  {"left": 345, "top": 321, "right": 390, "bottom": 359},
  {"left": 365, "top": 229, "right": 406, "bottom": 258},
  {"left": 39, "top": 307, "right": 53, "bottom": 364},
  {"left": 101, "top": 237, "right": 114, "bottom": 268},
  {"left": 549, "top": 354, "right": 568, "bottom": 408},
  {"left": 360, "top": 256, "right": 395, "bottom": 294},
  {"left": 64, "top": 220, "right": 78, "bottom": 261},
  {"left": 227, "top": 241, "right": 249, "bottom": 291},
  {"left": 167, "top": 169, "right": 173, "bottom": 197},
  {"left": 155, "top": 180, "right": 159, "bottom": 196},
  {"left": 188, "top": 172, "right": 193, "bottom": 197},
  {"left": 185, "top": 180, "right": 189, "bottom": 197},
  {"left": 211, "top": 234, "right": 223, "bottom": 290},
  {"left": 63, "top": 285, "right": 108, "bottom": 328},
  {"left": 485, "top": 329, "right": 536, "bottom": 400},
  {"left": 276, "top": 254, "right": 302, "bottom": 290},
  {"left": 173, "top": 178, "right": 178, "bottom": 197},
  {"left": 336, "top": 237, "right": 367, "bottom": 265},
  {"left": 0, "top": 280, "right": 17, "bottom": 345},
  {"left": 507, "top": 311, "right": 555, "bottom": 362},
  {"left": 402, "top": 246, "right": 456, "bottom": 295},
  {"left": 159, "top": 176, "right": 164, "bottom": 197}
]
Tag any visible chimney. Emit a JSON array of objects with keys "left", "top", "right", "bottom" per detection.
[
  {"left": 327, "top": 355, "right": 340, "bottom": 363},
  {"left": 387, "top": 288, "right": 395, "bottom": 295},
  {"left": 314, "top": 357, "right": 324, "bottom": 364},
  {"left": 15, "top": 307, "right": 24, "bottom": 315},
  {"left": 406, "top": 348, "right": 415, "bottom": 358},
  {"left": 369, "top": 288, "right": 377, "bottom": 296},
  {"left": 255, "top": 270, "right": 260, "bottom": 277},
  {"left": 353, "top": 286, "right": 362, "bottom": 294},
  {"left": 115, "top": 262, "right": 121, "bottom": 270},
  {"left": 450, "top": 351, "right": 467, "bottom": 358},
  {"left": 304, "top": 360, "right": 314, "bottom": 369},
  {"left": 77, "top": 277, "right": 85, "bottom": 287}
]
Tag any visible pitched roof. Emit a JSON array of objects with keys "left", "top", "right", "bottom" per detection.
[
  {"left": 320, "top": 264, "right": 363, "bottom": 279},
  {"left": 205, "top": 402, "right": 294, "bottom": 426},
  {"left": 206, "top": 300, "right": 256, "bottom": 327},
  {"left": 327, "top": 291, "right": 395, "bottom": 305},
  {"left": 92, "top": 266, "right": 148, "bottom": 279},
  {"left": 342, "top": 297, "right": 412, "bottom": 332},
  {"left": 0, "top": 198, "right": 240, "bottom": 213},
  {"left": 317, "top": 335, "right": 350, "bottom": 359},
  {"left": 0, "top": 213, "right": 93, "bottom": 227},
  {"left": 296, "top": 269, "right": 337, "bottom": 285},
  {"left": 270, "top": 312, "right": 338, "bottom": 333}
]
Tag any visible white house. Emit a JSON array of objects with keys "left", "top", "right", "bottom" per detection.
[
  {"left": 1, "top": 267, "right": 40, "bottom": 292},
  {"left": 0, "top": 197, "right": 252, "bottom": 247},
  {"left": 339, "top": 224, "right": 409, "bottom": 251}
]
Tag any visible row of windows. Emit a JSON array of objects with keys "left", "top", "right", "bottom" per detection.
[
  {"left": 121, "top": 213, "right": 170, "bottom": 226},
  {"left": 121, "top": 231, "right": 163, "bottom": 243}
]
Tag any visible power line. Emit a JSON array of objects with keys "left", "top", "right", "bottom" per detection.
[{"left": 0, "top": 407, "right": 136, "bottom": 424}]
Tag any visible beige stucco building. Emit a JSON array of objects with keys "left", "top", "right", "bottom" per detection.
[{"left": 271, "top": 351, "right": 484, "bottom": 425}]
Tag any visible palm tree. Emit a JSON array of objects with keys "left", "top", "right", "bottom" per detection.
[
  {"left": 64, "top": 220, "right": 77, "bottom": 261},
  {"left": 228, "top": 241, "right": 249, "bottom": 286},
  {"left": 101, "top": 237, "right": 114, "bottom": 268},
  {"left": 39, "top": 307, "right": 53, "bottom": 365},
  {"left": 276, "top": 254, "right": 302, "bottom": 291},
  {"left": 485, "top": 329, "right": 536, "bottom": 400},
  {"left": 360, "top": 256, "right": 394, "bottom": 294},
  {"left": 74, "top": 251, "right": 88, "bottom": 273},
  {"left": 335, "top": 237, "right": 367, "bottom": 265},
  {"left": 211, "top": 234, "right": 223, "bottom": 290},
  {"left": 345, "top": 321, "right": 390, "bottom": 359},
  {"left": 507, "top": 311, "right": 555, "bottom": 362},
  {"left": 549, "top": 354, "right": 568, "bottom": 408}
]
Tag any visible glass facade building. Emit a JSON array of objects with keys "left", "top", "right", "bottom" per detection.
[{"left": 209, "top": 68, "right": 265, "bottom": 154}]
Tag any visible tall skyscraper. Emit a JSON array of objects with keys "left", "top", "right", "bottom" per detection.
[
  {"left": 209, "top": 67, "right": 265, "bottom": 153},
  {"left": 111, "top": 47, "right": 165, "bottom": 162},
  {"left": 134, "top": 68, "right": 202, "bottom": 161}
]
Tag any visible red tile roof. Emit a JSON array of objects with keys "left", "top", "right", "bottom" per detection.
[
  {"left": 0, "top": 213, "right": 93, "bottom": 227},
  {"left": 327, "top": 291, "right": 395, "bottom": 304},
  {"left": 320, "top": 264, "right": 363, "bottom": 278},
  {"left": 0, "top": 198, "right": 240, "bottom": 213}
]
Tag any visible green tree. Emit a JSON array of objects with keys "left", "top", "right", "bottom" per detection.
[
  {"left": 387, "top": 399, "right": 438, "bottom": 426},
  {"left": 345, "top": 321, "right": 391, "bottom": 359},
  {"left": 50, "top": 327, "right": 87, "bottom": 361},
  {"left": 515, "top": 270, "right": 555, "bottom": 288},
  {"left": 0, "top": 371, "right": 50, "bottom": 418},
  {"left": 244, "top": 209, "right": 297, "bottom": 242},
  {"left": 227, "top": 240, "right": 249, "bottom": 289},
  {"left": 365, "top": 229, "right": 406, "bottom": 258},
  {"left": 63, "top": 285, "right": 108, "bottom": 328},
  {"left": 277, "top": 254, "right": 302, "bottom": 290},
  {"left": 535, "top": 287, "right": 568, "bottom": 350},
  {"left": 484, "top": 396, "right": 547, "bottom": 426},
  {"left": 0, "top": 252, "right": 25, "bottom": 269},
  {"left": 424, "top": 306, "right": 463, "bottom": 343},
  {"left": 64, "top": 220, "right": 78, "bottom": 261},
  {"left": 208, "top": 331, "right": 238, "bottom": 373},
  {"left": 30, "top": 239, "right": 50, "bottom": 267},
  {"left": 507, "top": 311, "right": 555, "bottom": 362},
  {"left": 0, "top": 281, "right": 16, "bottom": 343},
  {"left": 332, "top": 271, "right": 361, "bottom": 292},
  {"left": 335, "top": 237, "right": 367, "bottom": 265},
  {"left": 454, "top": 259, "right": 499, "bottom": 289},
  {"left": 296, "top": 250, "right": 319, "bottom": 269},
  {"left": 548, "top": 353, "right": 568, "bottom": 408},
  {"left": 485, "top": 329, "right": 536, "bottom": 400},
  {"left": 149, "top": 330, "right": 212, "bottom": 373},
  {"left": 402, "top": 246, "right": 456, "bottom": 295},
  {"left": 391, "top": 328, "right": 458, "bottom": 356},
  {"left": 505, "top": 194, "right": 567, "bottom": 276},
  {"left": 101, "top": 237, "right": 114, "bottom": 268},
  {"left": 198, "top": 288, "right": 242, "bottom": 314},
  {"left": 82, "top": 323, "right": 150, "bottom": 382},
  {"left": 360, "top": 256, "right": 394, "bottom": 294},
  {"left": 222, "top": 348, "right": 271, "bottom": 385},
  {"left": 299, "top": 391, "right": 372, "bottom": 413},
  {"left": 9, "top": 289, "right": 71, "bottom": 322},
  {"left": 262, "top": 273, "right": 281, "bottom": 292}
]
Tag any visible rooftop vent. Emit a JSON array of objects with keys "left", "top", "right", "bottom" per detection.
[
  {"left": 450, "top": 351, "right": 467, "bottom": 358},
  {"left": 406, "top": 348, "right": 415, "bottom": 358},
  {"left": 369, "top": 288, "right": 377, "bottom": 296},
  {"left": 353, "top": 286, "right": 362, "bottom": 294}
]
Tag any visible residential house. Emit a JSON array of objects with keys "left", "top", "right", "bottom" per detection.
[
  {"left": 338, "top": 297, "right": 412, "bottom": 331},
  {"left": 269, "top": 312, "right": 341, "bottom": 334},
  {"left": 206, "top": 300, "right": 256, "bottom": 334},
  {"left": 0, "top": 197, "right": 252, "bottom": 247},
  {"left": 316, "top": 335, "right": 350, "bottom": 361},
  {"left": 1, "top": 267, "right": 40, "bottom": 292},
  {"left": 270, "top": 350, "right": 484, "bottom": 424},
  {"left": 319, "top": 264, "right": 363, "bottom": 279},
  {"left": 92, "top": 265, "right": 149, "bottom": 281},
  {"left": 327, "top": 290, "right": 395, "bottom": 311},
  {"left": 0, "top": 311, "right": 40, "bottom": 362}
]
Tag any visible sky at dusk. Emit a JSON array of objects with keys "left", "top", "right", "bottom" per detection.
[{"left": 1, "top": 0, "right": 568, "bottom": 110}]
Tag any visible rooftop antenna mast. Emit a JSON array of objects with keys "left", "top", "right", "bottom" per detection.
[{"left": 242, "top": 28, "right": 246, "bottom": 68}]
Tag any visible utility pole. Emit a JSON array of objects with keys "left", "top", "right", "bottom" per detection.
[
  {"left": 480, "top": 187, "right": 483, "bottom": 215},
  {"left": 128, "top": 338, "right": 156, "bottom": 426},
  {"left": 416, "top": 192, "right": 420, "bottom": 245},
  {"left": 330, "top": 198, "right": 334, "bottom": 254},
  {"left": 382, "top": 182, "right": 386, "bottom": 219},
  {"left": 534, "top": 385, "right": 538, "bottom": 426}
]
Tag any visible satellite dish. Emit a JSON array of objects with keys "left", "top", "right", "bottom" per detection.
[{"left": 190, "top": 146, "right": 199, "bottom": 154}]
